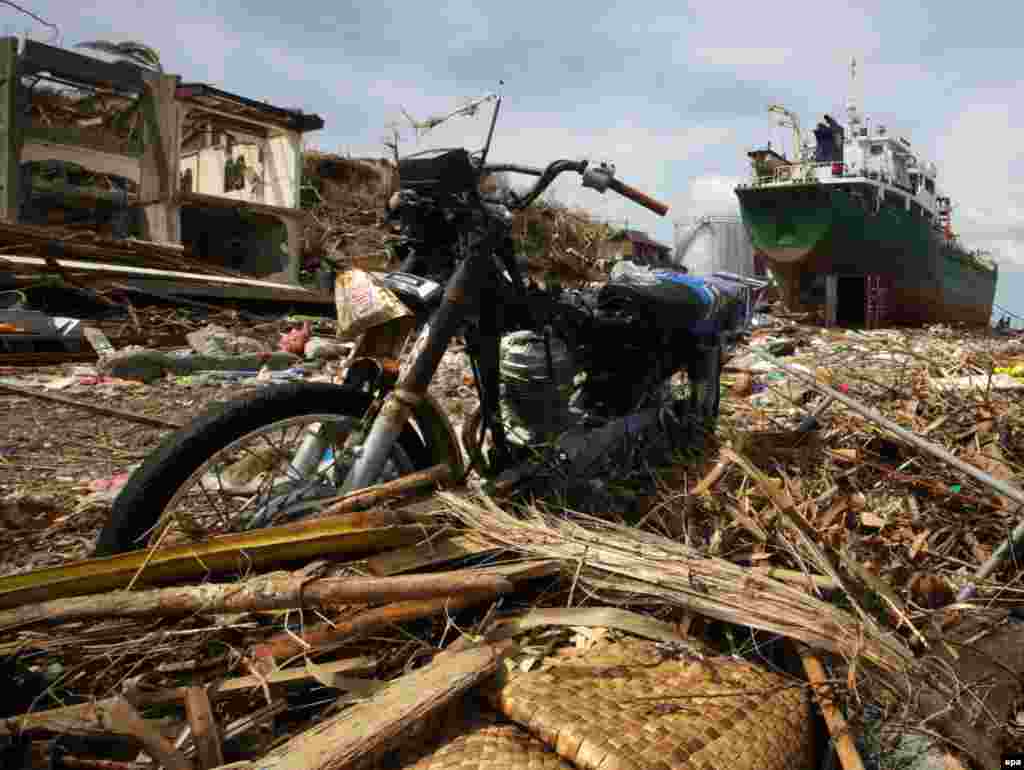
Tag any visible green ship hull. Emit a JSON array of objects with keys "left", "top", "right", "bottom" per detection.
[{"left": 735, "top": 182, "right": 998, "bottom": 325}]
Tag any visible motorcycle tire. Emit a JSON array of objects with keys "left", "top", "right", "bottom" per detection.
[{"left": 95, "top": 383, "right": 434, "bottom": 556}]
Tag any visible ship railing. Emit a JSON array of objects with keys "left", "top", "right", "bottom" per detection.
[{"left": 750, "top": 161, "right": 851, "bottom": 187}]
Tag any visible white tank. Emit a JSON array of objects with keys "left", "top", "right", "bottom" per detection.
[{"left": 672, "top": 216, "right": 758, "bottom": 277}]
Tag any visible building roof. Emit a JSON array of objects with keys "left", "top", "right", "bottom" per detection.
[
  {"left": 176, "top": 83, "right": 325, "bottom": 133},
  {"left": 618, "top": 228, "right": 671, "bottom": 252}
]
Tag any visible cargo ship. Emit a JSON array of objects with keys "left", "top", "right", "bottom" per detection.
[{"left": 734, "top": 62, "right": 998, "bottom": 326}]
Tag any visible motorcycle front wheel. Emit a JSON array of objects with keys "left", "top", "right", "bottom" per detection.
[{"left": 94, "top": 383, "right": 435, "bottom": 556}]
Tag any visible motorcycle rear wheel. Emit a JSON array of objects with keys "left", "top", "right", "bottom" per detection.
[{"left": 94, "top": 383, "right": 434, "bottom": 556}]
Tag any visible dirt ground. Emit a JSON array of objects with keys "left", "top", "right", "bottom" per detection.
[{"left": 0, "top": 344, "right": 478, "bottom": 576}]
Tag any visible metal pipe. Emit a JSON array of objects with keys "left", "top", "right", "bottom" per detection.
[{"left": 749, "top": 347, "right": 1024, "bottom": 601}]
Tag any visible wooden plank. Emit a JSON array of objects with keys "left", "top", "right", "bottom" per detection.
[
  {"left": 367, "top": 535, "right": 499, "bottom": 576},
  {"left": 255, "top": 642, "right": 514, "bottom": 770},
  {"left": 0, "top": 254, "right": 327, "bottom": 297},
  {"left": 184, "top": 688, "right": 224, "bottom": 770}
]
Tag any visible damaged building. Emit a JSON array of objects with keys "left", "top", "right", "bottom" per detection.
[{"left": 2, "top": 37, "right": 323, "bottom": 291}]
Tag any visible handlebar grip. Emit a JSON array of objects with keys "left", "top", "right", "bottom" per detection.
[{"left": 608, "top": 178, "right": 670, "bottom": 216}]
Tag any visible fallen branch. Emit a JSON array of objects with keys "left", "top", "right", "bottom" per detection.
[
  {"left": 797, "top": 645, "right": 866, "bottom": 770},
  {"left": 0, "top": 570, "right": 514, "bottom": 630},
  {"left": 0, "top": 382, "right": 183, "bottom": 430}
]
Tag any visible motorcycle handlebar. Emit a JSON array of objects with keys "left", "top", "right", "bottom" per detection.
[
  {"left": 480, "top": 160, "right": 668, "bottom": 216},
  {"left": 607, "top": 178, "right": 670, "bottom": 217}
]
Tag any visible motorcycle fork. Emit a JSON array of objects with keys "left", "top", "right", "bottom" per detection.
[{"left": 340, "top": 253, "right": 491, "bottom": 493}]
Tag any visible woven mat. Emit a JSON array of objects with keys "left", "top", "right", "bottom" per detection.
[
  {"left": 385, "top": 708, "right": 573, "bottom": 770},
  {"left": 488, "top": 637, "right": 815, "bottom": 770}
]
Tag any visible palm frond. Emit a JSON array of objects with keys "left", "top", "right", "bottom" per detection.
[{"left": 76, "top": 40, "right": 163, "bottom": 72}]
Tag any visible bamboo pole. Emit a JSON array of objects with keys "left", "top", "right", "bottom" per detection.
[{"left": 0, "top": 570, "right": 514, "bottom": 631}]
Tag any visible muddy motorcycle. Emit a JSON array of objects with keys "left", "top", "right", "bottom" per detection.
[{"left": 95, "top": 134, "right": 754, "bottom": 556}]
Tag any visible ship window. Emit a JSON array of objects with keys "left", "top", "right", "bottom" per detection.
[
  {"left": 910, "top": 201, "right": 922, "bottom": 218},
  {"left": 870, "top": 144, "right": 884, "bottom": 155},
  {"left": 924, "top": 178, "right": 935, "bottom": 194}
]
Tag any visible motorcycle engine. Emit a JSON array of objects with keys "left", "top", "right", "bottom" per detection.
[{"left": 498, "top": 330, "right": 580, "bottom": 447}]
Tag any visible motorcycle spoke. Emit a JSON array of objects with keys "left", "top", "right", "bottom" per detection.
[{"left": 144, "top": 414, "right": 416, "bottom": 546}]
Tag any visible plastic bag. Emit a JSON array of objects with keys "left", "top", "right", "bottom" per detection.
[
  {"left": 609, "top": 259, "right": 658, "bottom": 285},
  {"left": 335, "top": 268, "right": 413, "bottom": 341}
]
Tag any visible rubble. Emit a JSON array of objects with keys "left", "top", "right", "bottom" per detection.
[{"left": 2, "top": 305, "right": 1024, "bottom": 770}]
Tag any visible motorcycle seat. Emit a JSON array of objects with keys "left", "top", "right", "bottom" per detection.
[{"left": 598, "top": 271, "right": 740, "bottom": 333}]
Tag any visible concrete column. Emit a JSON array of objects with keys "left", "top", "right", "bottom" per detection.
[
  {"left": 139, "top": 74, "right": 182, "bottom": 243},
  {"left": 0, "top": 37, "right": 20, "bottom": 222},
  {"left": 825, "top": 274, "right": 838, "bottom": 327},
  {"left": 283, "top": 215, "right": 303, "bottom": 285}
]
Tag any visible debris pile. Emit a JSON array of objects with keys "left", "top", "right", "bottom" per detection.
[
  {"left": 300, "top": 153, "right": 398, "bottom": 274},
  {"left": 512, "top": 200, "right": 615, "bottom": 284},
  {"left": 2, "top": 308, "right": 1024, "bottom": 770}
]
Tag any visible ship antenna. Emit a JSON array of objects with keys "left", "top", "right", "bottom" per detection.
[{"left": 846, "top": 56, "right": 860, "bottom": 128}]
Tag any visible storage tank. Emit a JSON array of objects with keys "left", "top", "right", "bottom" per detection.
[{"left": 672, "top": 216, "right": 760, "bottom": 277}]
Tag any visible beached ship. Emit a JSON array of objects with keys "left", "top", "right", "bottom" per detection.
[{"left": 734, "top": 62, "right": 997, "bottom": 326}]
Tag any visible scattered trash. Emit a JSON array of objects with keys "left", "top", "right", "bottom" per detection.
[
  {"left": 278, "top": 320, "right": 312, "bottom": 356},
  {"left": 186, "top": 324, "right": 270, "bottom": 356},
  {"left": 3, "top": 296, "right": 1024, "bottom": 770}
]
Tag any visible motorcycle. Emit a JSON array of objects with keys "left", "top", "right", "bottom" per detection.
[{"left": 94, "top": 99, "right": 755, "bottom": 556}]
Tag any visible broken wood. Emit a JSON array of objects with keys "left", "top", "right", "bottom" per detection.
[
  {"left": 252, "top": 561, "right": 556, "bottom": 661},
  {"left": 2, "top": 659, "right": 375, "bottom": 738},
  {"left": 253, "top": 589, "right": 502, "bottom": 661},
  {"left": 797, "top": 645, "right": 866, "bottom": 770},
  {"left": 311, "top": 464, "right": 454, "bottom": 518},
  {"left": 254, "top": 641, "right": 515, "bottom": 770},
  {"left": 53, "top": 757, "right": 147, "bottom": 770},
  {"left": 0, "top": 569, "right": 515, "bottom": 630},
  {"left": 690, "top": 452, "right": 733, "bottom": 495},
  {"left": 749, "top": 347, "right": 1024, "bottom": 602},
  {"left": 100, "top": 698, "right": 193, "bottom": 770},
  {"left": 184, "top": 688, "right": 224, "bottom": 770},
  {"left": 0, "top": 382, "right": 183, "bottom": 430}
]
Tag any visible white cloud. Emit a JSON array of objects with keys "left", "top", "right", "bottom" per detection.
[{"left": 934, "top": 95, "right": 1024, "bottom": 267}]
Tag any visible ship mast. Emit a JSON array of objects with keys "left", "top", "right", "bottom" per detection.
[{"left": 768, "top": 104, "right": 802, "bottom": 162}]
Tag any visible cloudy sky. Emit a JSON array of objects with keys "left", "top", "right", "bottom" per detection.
[{"left": 10, "top": 0, "right": 1024, "bottom": 308}]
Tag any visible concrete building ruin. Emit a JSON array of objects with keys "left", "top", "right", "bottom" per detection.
[{"left": 2, "top": 37, "right": 324, "bottom": 286}]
